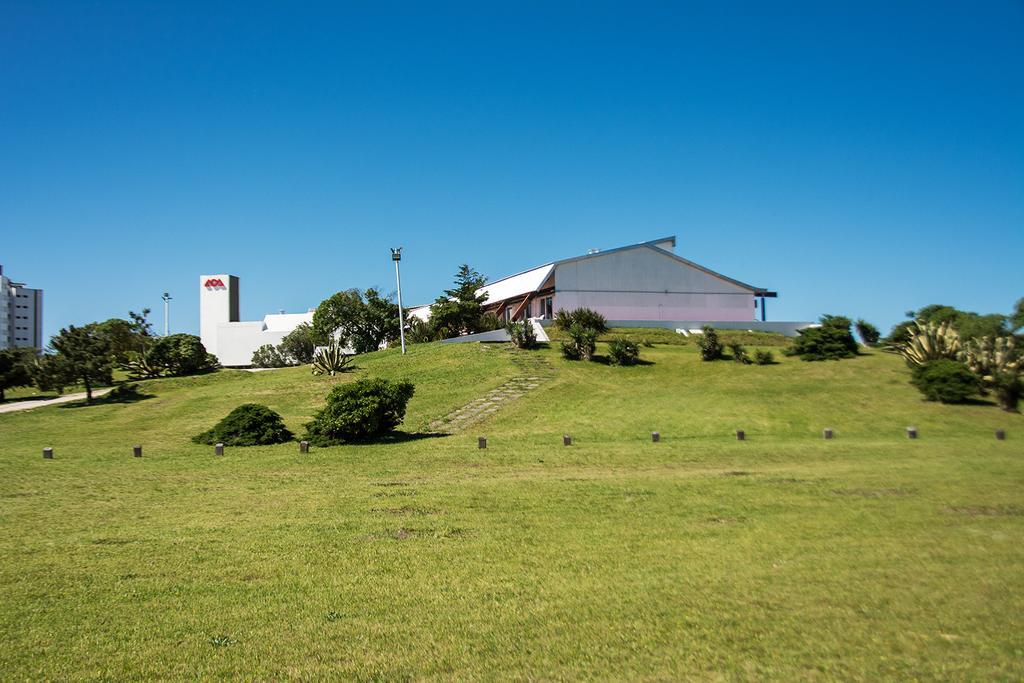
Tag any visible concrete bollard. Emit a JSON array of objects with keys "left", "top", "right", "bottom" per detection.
[
  {"left": 823, "top": 428, "right": 834, "bottom": 440},
  {"left": 736, "top": 430, "right": 745, "bottom": 441},
  {"left": 563, "top": 435, "right": 572, "bottom": 446},
  {"left": 995, "top": 429, "right": 1006, "bottom": 441},
  {"left": 478, "top": 436, "right": 487, "bottom": 449},
  {"left": 215, "top": 443, "right": 225, "bottom": 456},
  {"left": 906, "top": 427, "right": 918, "bottom": 439},
  {"left": 43, "top": 447, "right": 53, "bottom": 459},
  {"left": 133, "top": 445, "right": 142, "bottom": 457},
  {"left": 299, "top": 440, "right": 310, "bottom": 453},
  {"left": 651, "top": 432, "right": 660, "bottom": 443}
]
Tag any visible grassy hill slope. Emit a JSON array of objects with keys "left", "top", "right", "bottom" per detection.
[{"left": 1, "top": 341, "right": 1022, "bottom": 679}]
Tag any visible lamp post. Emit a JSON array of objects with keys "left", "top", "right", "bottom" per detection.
[
  {"left": 391, "top": 248, "right": 406, "bottom": 355},
  {"left": 162, "top": 292, "right": 172, "bottom": 336}
]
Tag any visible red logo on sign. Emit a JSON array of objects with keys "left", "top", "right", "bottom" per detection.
[{"left": 204, "top": 278, "right": 226, "bottom": 288}]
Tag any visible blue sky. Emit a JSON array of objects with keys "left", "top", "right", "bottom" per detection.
[{"left": 2, "top": 1, "right": 1022, "bottom": 341}]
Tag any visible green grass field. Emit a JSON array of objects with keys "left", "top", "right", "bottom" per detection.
[{"left": 1, "top": 340, "right": 1022, "bottom": 679}]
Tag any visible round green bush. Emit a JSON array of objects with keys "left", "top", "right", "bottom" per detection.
[
  {"left": 911, "top": 360, "right": 979, "bottom": 404},
  {"left": 192, "top": 404, "right": 293, "bottom": 446},
  {"left": 304, "top": 378, "right": 415, "bottom": 445}
]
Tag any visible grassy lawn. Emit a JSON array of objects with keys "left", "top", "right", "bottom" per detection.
[{"left": 1, "top": 341, "right": 1022, "bottom": 679}]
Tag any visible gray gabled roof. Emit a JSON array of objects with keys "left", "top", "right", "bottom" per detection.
[{"left": 480, "top": 235, "right": 776, "bottom": 301}]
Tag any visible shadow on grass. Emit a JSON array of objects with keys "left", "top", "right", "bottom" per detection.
[
  {"left": 590, "top": 355, "right": 656, "bottom": 367},
  {"left": 60, "top": 383, "right": 155, "bottom": 409},
  {"left": 342, "top": 431, "right": 452, "bottom": 446}
]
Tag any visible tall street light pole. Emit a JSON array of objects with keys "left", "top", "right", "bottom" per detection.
[
  {"left": 391, "top": 248, "right": 406, "bottom": 355},
  {"left": 162, "top": 292, "right": 173, "bottom": 336}
]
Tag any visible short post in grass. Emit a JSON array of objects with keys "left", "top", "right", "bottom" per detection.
[
  {"left": 736, "top": 429, "right": 745, "bottom": 441},
  {"left": 906, "top": 427, "right": 918, "bottom": 439},
  {"left": 651, "top": 431, "right": 660, "bottom": 443},
  {"left": 563, "top": 435, "right": 572, "bottom": 446},
  {"left": 300, "top": 440, "right": 310, "bottom": 453},
  {"left": 823, "top": 428, "right": 834, "bottom": 440},
  {"left": 995, "top": 429, "right": 1006, "bottom": 441},
  {"left": 133, "top": 445, "right": 142, "bottom": 458},
  {"left": 43, "top": 447, "right": 53, "bottom": 459},
  {"left": 478, "top": 436, "right": 487, "bottom": 449},
  {"left": 215, "top": 442, "right": 225, "bottom": 456}
]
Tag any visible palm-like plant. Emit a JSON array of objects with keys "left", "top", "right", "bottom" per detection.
[
  {"left": 311, "top": 343, "right": 353, "bottom": 376},
  {"left": 897, "top": 320, "right": 962, "bottom": 366}
]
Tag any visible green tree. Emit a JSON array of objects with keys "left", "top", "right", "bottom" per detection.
[
  {"left": 48, "top": 324, "right": 115, "bottom": 402},
  {"left": 0, "top": 348, "right": 34, "bottom": 401},
  {"left": 147, "top": 334, "right": 218, "bottom": 376},
  {"left": 1012, "top": 297, "right": 1024, "bottom": 332},
  {"left": 312, "top": 289, "right": 401, "bottom": 354},
  {"left": 279, "top": 322, "right": 316, "bottom": 364},
  {"left": 855, "top": 319, "right": 881, "bottom": 346},
  {"left": 429, "top": 265, "right": 490, "bottom": 339}
]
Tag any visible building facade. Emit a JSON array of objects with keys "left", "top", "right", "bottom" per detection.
[
  {"left": 0, "top": 265, "right": 44, "bottom": 350},
  {"left": 199, "top": 274, "right": 314, "bottom": 367},
  {"left": 419, "top": 236, "right": 777, "bottom": 325}
]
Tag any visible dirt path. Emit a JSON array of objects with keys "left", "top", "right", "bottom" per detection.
[
  {"left": 0, "top": 388, "right": 114, "bottom": 414},
  {"left": 429, "top": 349, "right": 554, "bottom": 433}
]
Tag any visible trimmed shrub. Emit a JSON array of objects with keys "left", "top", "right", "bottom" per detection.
[
  {"left": 192, "top": 404, "right": 293, "bottom": 446},
  {"left": 753, "top": 349, "right": 775, "bottom": 365},
  {"left": 506, "top": 321, "right": 537, "bottom": 349},
  {"left": 304, "top": 378, "right": 415, "bottom": 445},
  {"left": 787, "top": 315, "right": 858, "bottom": 361},
  {"left": 607, "top": 338, "right": 640, "bottom": 366},
  {"left": 698, "top": 326, "right": 723, "bottom": 361},
  {"left": 251, "top": 344, "right": 289, "bottom": 368},
  {"left": 729, "top": 343, "right": 751, "bottom": 364},
  {"left": 910, "top": 360, "right": 979, "bottom": 404}
]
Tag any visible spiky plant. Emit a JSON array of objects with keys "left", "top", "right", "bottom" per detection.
[
  {"left": 961, "top": 335, "right": 1021, "bottom": 411},
  {"left": 311, "top": 343, "right": 353, "bottom": 376},
  {"left": 897, "top": 320, "right": 962, "bottom": 367}
]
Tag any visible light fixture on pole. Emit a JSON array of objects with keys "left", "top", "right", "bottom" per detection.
[
  {"left": 162, "top": 292, "right": 173, "bottom": 336},
  {"left": 391, "top": 248, "right": 406, "bottom": 355}
]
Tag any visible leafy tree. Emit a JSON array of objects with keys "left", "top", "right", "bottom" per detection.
[
  {"left": 313, "top": 288, "right": 401, "bottom": 354},
  {"left": 429, "top": 265, "right": 491, "bottom": 339},
  {"left": 892, "top": 303, "right": 1011, "bottom": 342},
  {"left": 251, "top": 344, "right": 289, "bottom": 368},
  {"left": 506, "top": 321, "right": 537, "bottom": 349},
  {"left": 0, "top": 348, "right": 34, "bottom": 401},
  {"left": 855, "top": 319, "right": 881, "bottom": 346},
  {"left": 147, "top": 334, "right": 219, "bottom": 376},
  {"left": 788, "top": 315, "right": 858, "bottom": 361},
  {"left": 96, "top": 309, "right": 154, "bottom": 364},
  {"left": 47, "top": 324, "right": 115, "bottom": 402},
  {"left": 279, "top": 323, "right": 316, "bottom": 364},
  {"left": 1012, "top": 297, "right": 1024, "bottom": 332}
]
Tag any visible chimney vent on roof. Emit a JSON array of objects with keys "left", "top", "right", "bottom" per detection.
[
  {"left": 279, "top": 309, "right": 285, "bottom": 315},
  {"left": 587, "top": 248, "right": 600, "bottom": 255}
]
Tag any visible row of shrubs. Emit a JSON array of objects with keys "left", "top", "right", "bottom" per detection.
[{"left": 194, "top": 377, "right": 416, "bottom": 447}]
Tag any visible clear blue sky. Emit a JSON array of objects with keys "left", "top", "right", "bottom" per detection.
[{"left": 2, "top": 1, "right": 1022, "bottom": 341}]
